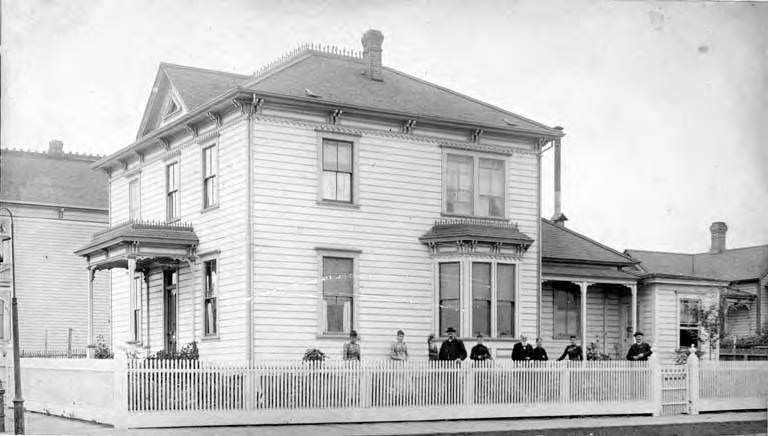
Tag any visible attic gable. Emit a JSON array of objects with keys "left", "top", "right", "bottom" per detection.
[{"left": 135, "top": 63, "right": 250, "bottom": 139}]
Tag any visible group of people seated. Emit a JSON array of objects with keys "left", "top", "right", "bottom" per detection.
[{"left": 342, "top": 326, "right": 652, "bottom": 362}]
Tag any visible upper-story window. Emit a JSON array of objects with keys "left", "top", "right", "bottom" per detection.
[
  {"left": 166, "top": 162, "right": 180, "bottom": 222},
  {"left": 321, "top": 139, "right": 353, "bottom": 203},
  {"left": 445, "top": 153, "right": 505, "bottom": 218},
  {"left": 202, "top": 144, "right": 218, "bottom": 209},
  {"left": 129, "top": 178, "right": 141, "bottom": 221}
]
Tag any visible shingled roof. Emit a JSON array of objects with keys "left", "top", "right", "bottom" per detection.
[
  {"left": 140, "top": 44, "right": 560, "bottom": 140},
  {"left": 541, "top": 218, "right": 636, "bottom": 266},
  {"left": 0, "top": 147, "right": 107, "bottom": 210},
  {"left": 626, "top": 246, "right": 768, "bottom": 282}
]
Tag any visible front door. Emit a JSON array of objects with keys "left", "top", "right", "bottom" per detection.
[
  {"left": 163, "top": 269, "right": 178, "bottom": 353},
  {"left": 619, "top": 297, "right": 633, "bottom": 353}
]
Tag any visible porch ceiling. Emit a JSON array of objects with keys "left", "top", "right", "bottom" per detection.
[{"left": 542, "top": 263, "right": 639, "bottom": 282}]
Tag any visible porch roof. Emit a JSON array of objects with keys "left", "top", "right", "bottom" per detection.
[
  {"left": 542, "top": 263, "right": 639, "bottom": 282},
  {"left": 75, "top": 221, "right": 198, "bottom": 268}
]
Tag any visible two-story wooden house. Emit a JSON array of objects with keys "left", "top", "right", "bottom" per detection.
[
  {"left": 0, "top": 142, "right": 111, "bottom": 353},
  {"left": 76, "top": 30, "right": 564, "bottom": 360}
]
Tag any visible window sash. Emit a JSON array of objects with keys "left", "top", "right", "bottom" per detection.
[
  {"left": 321, "top": 139, "right": 353, "bottom": 202},
  {"left": 166, "top": 162, "right": 179, "bottom": 221},
  {"left": 204, "top": 297, "right": 217, "bottom": 336},
  {"left": 129, "top": 180, "right": 140, "bottom": 220},
  {"left": 496, "top": 264, "right": 515, "bottom": 337},
  {"left": 554, "top": 287, "right": 580, "bottom": 337},
  {"left": 471, "top": 263, "right": 491, "bottom": 336},
  {"left": 445, "top": 153, "right": 505, "bottom": 218},
  {"left": 322, "top": 256, "right": 354, "bottom": 334},
  {"left": 132, "top": 276, "right": 142, "bottom": 342},
  {"left": 203, "top": 146, "right": 217, "bottom": 208}
]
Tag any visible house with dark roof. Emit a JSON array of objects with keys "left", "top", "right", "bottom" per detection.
[
  {"left": 0, "top": 141, "right": 111, "bottom": 353},
  {"left": 76, "top": 30, "right": 565, "bottom": 360},
  {"left": 540, "top": 218, "right": 641, "bottom": 359},
  {"left": 627, "top": 222, "right": 768, "bottom": 350}
]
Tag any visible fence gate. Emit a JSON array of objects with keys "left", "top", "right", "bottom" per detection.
[{"left": 660, "top": 365, "right": 688, "bottom": 416}]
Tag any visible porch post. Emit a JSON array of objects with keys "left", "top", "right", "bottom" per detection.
[
  {"left": 87, "top": 267, "right": 95, "bottom": 358},
  {"left": 128, "top": 258, "right": 136, "bottom": 344},
  {"left": 630, "top": 283, "right": 638, "bottom": 334},
  {"left": 144, "top": 269, "right": 150, "bottom": 350},
  {"left": 580, "top": 281, "right": 588, "bottom": 356}
]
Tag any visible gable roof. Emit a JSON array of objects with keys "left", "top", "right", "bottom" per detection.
[
  {"left": 0, "top": 148, "right": 107, "bottom": 210},
  {"left": 541, "top": 218, "right": 637, "bottom": 266},
  {"left": 626, "top": 246, "right": 768, "bottom": 282},
  {"left": 135, "top": 48, "right": 561, "bottom": 141}
]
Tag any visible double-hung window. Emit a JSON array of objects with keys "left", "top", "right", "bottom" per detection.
[
  {"left": 203, "top": 259, "right": 218, "bottom": 337},
  {"left": 321, "top": 139, "right": 353, "bottom": 203},
  {"left": 445, "top": 153, "right": 505, "bottom": 218},
  {"left": 553, "top": 285, "right": 580, "bottom": 338},
  {"left": 202, "top": 144, "right": 217, "bottom": 209},
  {"left": 438, "top": 260, "right": 517, "bottom": 338},
  {"left": 679, "top": 298, "right": 700, "bottom": 348},
  {"left": 166, "top": 162, "right": 180, "bottom": 222},
  {"left": 0, "top": 299, "right": 6, "bottom": 340},
  {"left": 131, "top": 275, "right": 142, "bottom": 343},
  {"left": 129, "top": 178, "right": 140, "bottom": 221},
  {"left": 321, "top": 256, "right": 354, "bottom": 334}
]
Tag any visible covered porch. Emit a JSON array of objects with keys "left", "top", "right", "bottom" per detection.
[
  {"left": 542, "top": 267, "right": 638, "bottom": 360},
  {"left": 75, "top": 220, "right": 198, "bottom": 357}
]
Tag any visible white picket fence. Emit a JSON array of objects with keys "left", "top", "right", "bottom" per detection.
[{"left": 2, "top": 355, "right": 767, "bottom": 428}]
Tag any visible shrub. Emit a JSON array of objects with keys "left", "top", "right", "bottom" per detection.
[
  {"left": 720, "top": 330, "right": 768, "bottom": 349},
  {"left": 302, "top": 348, "right": 326, "bottom": 362},
  {"left": 94, "top": 334, "right": 114, "bottom": 359},
  {"left": 151, "top": 341, "right": 199, "bottom": 360}
]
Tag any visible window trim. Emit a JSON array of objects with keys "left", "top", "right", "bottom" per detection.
[
  {"left": 442, "top": 150, "right": 507, "bottom": 219},
  {"left": 316, "top": 132, "right": 360, "bottom": 208},
  {"left": 128, "top": 176, "right": 141, "bottom": 221},
  {"left": 200, "top": 255, "right": 220, "bottom": 339},
  {"left": 165, "top": 160, "right": 180, "bottom": 223},
  {"left": 316, "top": 248, "right": 360, "bottom": 338},
  {"left": 433, "top": 256, "right": 520, "bottom": 340},
  {"left": 0, "top": 298, "right": 7, "bottom": 341},
  {"left": 201, "top": 142, "right": 219, "bottom": 211}
]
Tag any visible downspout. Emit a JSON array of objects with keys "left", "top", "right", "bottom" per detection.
[{"left": 245, "top": 96, "right": 256, "bottom": 361}]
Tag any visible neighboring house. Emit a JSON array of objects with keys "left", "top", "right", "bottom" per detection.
[
  {"left": 540, "top": 218, "right": 640, "bottom": 359},
  {"left": 0, "top": 141, "right": 111, "bottom": 352},
  {"left": 627, "top": 222, "right": 768, "bottom": 352},
  {"left": 75, "top": 30, "right": 565, "bottom": 360}
]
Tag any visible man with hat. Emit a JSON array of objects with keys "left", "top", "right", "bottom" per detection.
[
  {"left": 438, "top": 327, "right": 467, "bottom": 361},
  {"left": 626, "top": 331, "right": 652, "bottom": 361}
]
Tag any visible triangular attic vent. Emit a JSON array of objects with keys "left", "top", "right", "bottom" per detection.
[{"left": 164, "top": 97, "right": 180, "bottom": 118}]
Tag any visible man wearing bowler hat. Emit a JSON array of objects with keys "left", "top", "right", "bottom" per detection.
[
  {"left": 439, "top": 327, "right": 467, "bottom": 361},
  {"left": 626, "top": 331, "right": 653, "bottom": 361}
]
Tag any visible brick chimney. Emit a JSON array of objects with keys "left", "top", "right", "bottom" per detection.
[
  {"left": 48, "top": 139, "right": 64, "bottom": 154},
  {"left": 709, "top": 221, "right": 727, "bottom": 253},
  {"left": 361, "top": 29, "right": 384, "bottom": 81}
]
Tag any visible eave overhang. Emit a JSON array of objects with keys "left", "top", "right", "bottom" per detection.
[{"left": 94, "top": 88, "right": 565, "bottom": 173}]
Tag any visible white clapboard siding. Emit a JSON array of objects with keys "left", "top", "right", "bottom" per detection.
[
  {"left": 651, "top": 283, "right": 719, "bottom": 362},
  {"left": 12, "top": 209, "right": 110, "bottom": 350},
  {"left": 110, "top": 119, "right": 249, "bottom": 360},
  {"left": 726, "top": 282, "right": 759, "bottom": 337},
  {"left": 249, "top": 119, "right": 540, "bottom": 361},
  {"left": 637, "top": 285, "right": 654, "bottom": 345}
]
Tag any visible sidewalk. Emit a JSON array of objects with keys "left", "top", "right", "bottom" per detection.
[{"left": 2, "top": 411, "right": 766, "bottom": 435}]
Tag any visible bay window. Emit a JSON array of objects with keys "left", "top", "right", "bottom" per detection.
[{"left": 437, "top": 260, "right": 517, "bottom": 338}]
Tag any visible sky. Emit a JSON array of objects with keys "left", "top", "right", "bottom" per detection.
[{"left": 2, "top": 0, "right": 767, "bottom": 254}]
